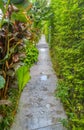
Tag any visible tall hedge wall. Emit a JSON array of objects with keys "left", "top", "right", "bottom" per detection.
[{"left": 49, "top": 0, "right": 84, "bottom": 129}]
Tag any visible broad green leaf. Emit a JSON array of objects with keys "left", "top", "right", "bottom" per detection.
[
  {"left": 11, "top": 12, "right": 28, "bottom": 23},
  {"left": 11, "top": 0, "right": 24, "bottom": 4},
  {"left": 0, "top": 75, "right": 5, "bottom": 89},
  {"left": 16, "top": 65, "right": 30, "bottom": 92},
  {"left": 3, "top": 0, "right": 24, "bottom": 4}
]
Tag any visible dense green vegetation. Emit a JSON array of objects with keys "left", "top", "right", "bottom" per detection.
[
  {"left": 0, "top": 88, "right": 19, "bottom": 130},
  {"left": 0, "top": 0, "right": 39, "bottom": 128},
  {"left": 47, "top": 0, "right": 84, "bottom": 129},
  {"left": 0, "top": 0, "right": 50, "bottom": 129},
  {"left": 1, "top": 0, "right": 84, "bottom": 129}
]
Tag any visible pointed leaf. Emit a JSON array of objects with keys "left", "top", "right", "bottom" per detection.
[
  {"left": 0, "top": 75, "right": 5, "bottom": 89},
  {"left": 0, "top": 1, "right": 4, "bottom": 13},
  {"left": 11, "top": 12, "right": 28, "bottom": 23},
  {"left": 16, "top": 65, "right": 30, "bottom": 92}
]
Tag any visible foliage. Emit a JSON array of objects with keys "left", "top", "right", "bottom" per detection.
[
  {"left": 24, "top": 44, "right": 38, "bottom": 67},
  {"left": 0, "top": 2, "right": 29, "bottom": 98},
  {"left": 29, "top": 0, "right": 51, "bottom": 36},
  {"left": 3, "top": 0, "right": 24, "bottom": 4},
  {"left": 48, "top": 0, "right": 84, "bottom": 129},
  {"left": 11, "top": 12, "right": 28, "bottom": 23},
  {"left": 0, "top": 75, "right": 5, "bottom": 89},
  {"left": 11, "top": 0, "right": 24, "bottom": 4},
  {"left": 0, "top": 0, "right": 49, "bottom": 129},
  {"left": 31, "top": 0, "right": 50, "bottom": 22},
  {"left": 0, "top": 1, "right": 4, "bottom": 13},
  {"left": 0, "top": 0, "right": 40, "bottom": 98},
  {"left": 0, "top": 88, "right": 19, "bottom": 130},
  {"left": 16, "top": 65, "right": 30, "bottom": 93}
]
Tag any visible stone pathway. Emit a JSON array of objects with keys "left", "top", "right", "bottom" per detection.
[{"left": 11, "top": 35, "right": 67, "bottom": 130}]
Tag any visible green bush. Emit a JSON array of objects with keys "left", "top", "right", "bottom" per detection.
[
  {"left": 49, "top": 0, "right": 84, "bottom": 129},
  {"left": 24, "top": 44, "right": 39, "bottom": 67}
]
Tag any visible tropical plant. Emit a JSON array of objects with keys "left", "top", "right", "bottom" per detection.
[
  {"left": 0, "top": 0, "right": 50, "bottom": 129},
  {"left": 16, "top": 65, "right": 30, "bottom": 93},
  {"left": 0, "top": 0, "right": 40, "bottom": 98},
  {"left": 0, "top": 75, "right": 5, "bottom": 89},
  {"left": 24, "top": 43, "right": 38, "bottom": 67}
]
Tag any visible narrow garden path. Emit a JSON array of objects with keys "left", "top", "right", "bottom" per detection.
[{"left": 11, "top": 35, "right": 67, "bottom": 130}]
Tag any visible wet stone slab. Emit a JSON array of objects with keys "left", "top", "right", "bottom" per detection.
[{"left": 11, "top": 35, "right": 67, "bottom": 130}]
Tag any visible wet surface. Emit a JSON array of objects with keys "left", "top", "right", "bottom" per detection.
[
  {"left": 11, "top": 35, "right": 67, "bottom": 130},
  {"left": 40, "top": 75, "right": 48, "bottom": 81}
]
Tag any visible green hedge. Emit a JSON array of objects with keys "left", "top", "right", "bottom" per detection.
[{"left": 49, "top": 0, "right": 84, "bottom": 129}]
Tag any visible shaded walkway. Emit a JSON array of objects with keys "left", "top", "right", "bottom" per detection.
[{"left": 11, "top": 35, "right": 66, "bottom": 130}]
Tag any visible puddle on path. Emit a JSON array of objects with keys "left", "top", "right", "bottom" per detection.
[
  {"left": 40, "top": 75, "right": 48, "bottom": 81},
  {"left": 40, "top": 74, "right": 50, "bottom": 81},
  {"left": 39, "top": 48, "right": 46, "bottom": 52}
]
